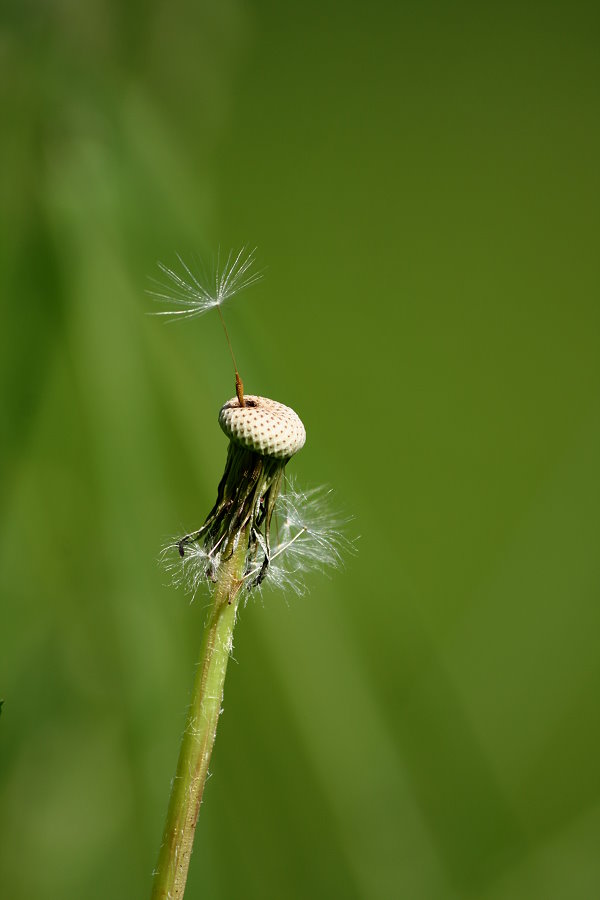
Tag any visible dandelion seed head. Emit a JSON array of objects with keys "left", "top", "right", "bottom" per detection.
[
  {"left": 148, "top": 246, "right": 261, "bottom": 321},
  {"left": 219, "top": 394, "right": 306, "bottom": 459}
]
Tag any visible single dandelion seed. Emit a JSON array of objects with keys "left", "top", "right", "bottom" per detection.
[
  {"left": 148, "top": 246, "right": 261, "bottom": 405},
  {"left": 148, "top": 246, "right": 261, "bottom": 321}
]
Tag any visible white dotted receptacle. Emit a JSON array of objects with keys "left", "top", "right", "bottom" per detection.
[{"left": 219, "top": 395, "right": 306, "bottom": 459}]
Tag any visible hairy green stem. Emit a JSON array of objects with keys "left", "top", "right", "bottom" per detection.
[{"left": 151, "top": 532, "right": 248, "bottom": 899}]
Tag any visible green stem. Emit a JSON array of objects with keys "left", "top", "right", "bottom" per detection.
[{"left": 151, "top": 532, "right": 248, "bottom": 899}]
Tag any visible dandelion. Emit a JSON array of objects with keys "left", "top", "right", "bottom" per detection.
[{"left": 150, "top": 250, "right": 354, "bottom": 900}]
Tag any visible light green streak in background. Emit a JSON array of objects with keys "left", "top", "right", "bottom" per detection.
[{"left": 1, "top": 1, "right": 599, "bottom": 898}]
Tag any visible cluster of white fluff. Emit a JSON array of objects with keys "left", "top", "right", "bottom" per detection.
[
  {"left": 161, "top": 479, "right": 355, "bottom": 601},
  {"left": 250, "top": 480, "right": 356, "bottom": 596}
]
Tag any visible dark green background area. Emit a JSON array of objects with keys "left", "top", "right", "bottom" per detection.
[{"left": 1, "top": 1, "right": 599, "bottom": 897}]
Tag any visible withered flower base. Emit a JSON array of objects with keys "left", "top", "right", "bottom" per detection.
[{"left": 178, "top": 395, "right": 306, "bottom": 589}]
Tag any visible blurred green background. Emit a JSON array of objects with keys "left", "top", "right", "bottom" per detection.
[{"left": 1, "top": 1, "right": 599, "bottom": 898}]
